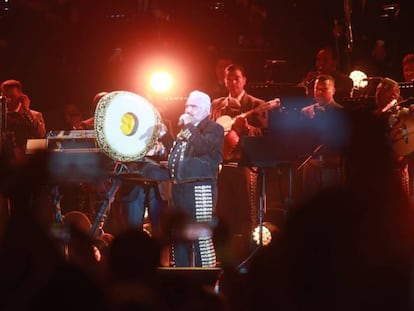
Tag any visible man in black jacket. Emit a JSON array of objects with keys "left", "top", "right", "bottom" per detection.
[
  {"left": 1, "top": 79, "right": 46, "bottom": 164},
  {"left": 160, "top": 90, "right": 224, "bottom": 267}
]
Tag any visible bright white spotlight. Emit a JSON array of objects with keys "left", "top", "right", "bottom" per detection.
[
  {"left": 150, "top": 71, "right": 173, "bottom": 93},
  {"left": 349, "top": 70, "right": 368, "bottom": 89},
  {"left": 252, "top": 222, "right": 278, "bottom": 246}
]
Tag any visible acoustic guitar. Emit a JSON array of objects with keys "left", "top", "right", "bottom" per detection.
[
  {"left": 216, "top": 98, "right": 280, "bottom": 133},
  {"left": 390, "top": 112, "right": 414, "bottom": 157},
  {"left": 389, "top": 98, "right": 414, "bottom": 157}
]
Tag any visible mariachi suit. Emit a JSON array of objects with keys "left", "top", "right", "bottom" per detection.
[
  {"left": 160, "top": 116, "right": 224, "bottom": 267},
  {"left": 211, "top": 92, "right": 268, "bottom": 265}
]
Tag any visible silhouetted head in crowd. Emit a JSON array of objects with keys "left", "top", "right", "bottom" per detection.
[{"left": 107, "top": 228, "right": 161, "bottom": 283}]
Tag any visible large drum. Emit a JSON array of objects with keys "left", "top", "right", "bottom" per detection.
[{"left": 94, "top": 91, "right": 162, "bottom": 162}]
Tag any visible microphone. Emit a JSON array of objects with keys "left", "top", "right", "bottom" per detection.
[
  {"left": 178, "top": 113, "right": 192, "bottom": 127},
  {"left": 363, "top": 76, "right": 383, "bottom": 81},
  {"left": 381, "top": 99, "right": 398, "bottom": 113},
  {"left": 265, "top": 59, "right": 287, "bottom": 65}
]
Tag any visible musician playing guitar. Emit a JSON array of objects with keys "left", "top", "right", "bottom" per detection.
[
  {"left": 373, "top": 77, "right": 412, "bottom": 197},
  {"left": 211, "top": 63, "right": 279, "bottom": 266}
]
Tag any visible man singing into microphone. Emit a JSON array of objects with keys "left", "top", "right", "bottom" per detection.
[{"left": 159, "top": 90, "right": 224, "bottom": 267}]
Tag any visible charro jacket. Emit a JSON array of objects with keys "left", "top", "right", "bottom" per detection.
[
  {"left": 160, "top": 116, "right": 224, "bottom": 183},
  {"left": 211, "top": 92, "right": 268, "bottom": 162}
]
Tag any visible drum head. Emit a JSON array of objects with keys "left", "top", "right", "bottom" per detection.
[{"left": 94, "top": 91, "right": 161, "bottom": 162}]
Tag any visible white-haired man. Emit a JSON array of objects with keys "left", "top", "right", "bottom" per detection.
[{"left": 160, "top": 90, "right": 224, "bottom": 267}]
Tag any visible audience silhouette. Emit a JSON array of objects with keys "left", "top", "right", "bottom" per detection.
[{"left": 246, "top": 109, "right": 414, "bottom": 311}]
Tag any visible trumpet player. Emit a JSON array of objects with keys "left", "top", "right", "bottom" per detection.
[{"left": 300, "top": 47, "right": 353, "bottom": 101}]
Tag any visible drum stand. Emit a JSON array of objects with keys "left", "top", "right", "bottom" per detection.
[
  {"left": 88, "top": 160, "right": 167, "bottom": 239},
  {"left": 51, "top": 184, "right": 64, "bottom": 224}
]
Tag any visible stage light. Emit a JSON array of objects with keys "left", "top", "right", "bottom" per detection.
[
  {"left": 252, "top": 222, "right": 278, "bottom": 246},
  {"left": 349, "top": 70, "right": 368, "bottom": 89},
  {"left": 134, "top": 52, "right": 190, "bottom": 99},
  {"left": 150, "top": 71, "right": 173, "bottom": 93},
  {"left": 379, "top": 4, "right": 400, "bottom": 18}
]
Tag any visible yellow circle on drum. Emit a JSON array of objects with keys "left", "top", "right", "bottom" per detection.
[
  {"left": 94, "top": 90, "right": 161, "bottom": 162},
  {"left": 120, "top": 112, "right": 138, "bottom": 136}
]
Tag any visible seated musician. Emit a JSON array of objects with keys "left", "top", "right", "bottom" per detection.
[
  {"left": 62, "top": 103, "right": 84, "bottom": 130},
  {"left": 300, "top": 47, "right": 353, "bottom": 101},
  {"left": 79, "top": 92, "right": 108, "bottom": 130},
  {"left": 85, "top": 91, "right": 169, "bottom": 238},
  {"left": 56, "top": 91, "right": 169, "bottom": 242}
]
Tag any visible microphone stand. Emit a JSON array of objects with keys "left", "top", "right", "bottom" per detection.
[{"left": 297, "top": 144, "right": 324, "bottom": 171}]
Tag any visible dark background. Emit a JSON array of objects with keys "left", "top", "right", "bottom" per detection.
[{"left": 0, "top": 0, "right": 413, "bottom": 130}]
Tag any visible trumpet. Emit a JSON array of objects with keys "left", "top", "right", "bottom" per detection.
[
  {"left": 382, "top": 97, "right": 414, "bottom": 113},
  {"left": 301, "top": 71, "right": 320, "bottom": 88}
]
